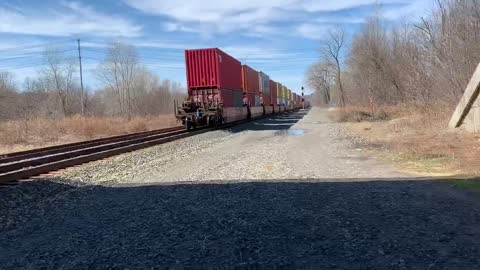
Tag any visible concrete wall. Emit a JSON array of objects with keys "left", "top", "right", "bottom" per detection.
[
  {"left": 460, "top": 100, "right": 480, "bottom": 132},
  {"left": 449, "top": 63, "right": 480, "bottom": 131}
]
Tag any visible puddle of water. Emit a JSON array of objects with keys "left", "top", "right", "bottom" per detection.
[
  {"left": 274, "top": 129, "right": 305, "bottom": 136},
  {"left": 288, "top": 129, "right": 305, "bottom": 136}
]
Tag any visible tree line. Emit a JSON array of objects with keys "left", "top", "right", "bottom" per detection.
[
  {"left": 307, "top": 0, "right": 480, "bottom": 112},
  {"left": 0, "top": 42, "right": 185, "bottom": 122}
]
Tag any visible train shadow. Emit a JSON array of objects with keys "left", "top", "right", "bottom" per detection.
[
  {"left": 1, "top": 177, "right": 480, "bottom": 268},
  {"left": 226, "top": 109, "right": 310, "bottom": 133}
]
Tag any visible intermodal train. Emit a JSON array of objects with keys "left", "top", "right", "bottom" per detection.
[{"left": 175, "top": 48, "right": 306, "bottom": 129}]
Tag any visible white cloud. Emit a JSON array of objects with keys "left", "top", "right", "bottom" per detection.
[
  {"left": 133, "top": 40, "right": 211, "bottom": 50},
  {"left": 296, "top": 24, "right": 328, "bottom": 39},
  {"left": 297, "top": 0, "right": 381, "bottom": 12},
  {"left": 124, "top": 0, "right": 294, "bottom": 23},
  {"left": 124, "top": 0, "right": 294, "bottom": 36},
  {"left": 0, "top": 1, "right": 142, "bottom": 37},
  {"left": 124, "top": 0, "right": 425, "bottom": 37},
  {"left": 221, "top": 45, "right": 299, "bottom": 62},
  {"left": 383, "top": 0, "right": 435, "bottom": 21},
  {"left": 163, "top": 22, "right": 199, "bottom": 33}
]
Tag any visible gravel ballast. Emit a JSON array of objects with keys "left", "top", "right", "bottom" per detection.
[{"left": 1, "top": 108, "right": 480, "bottom": 268}]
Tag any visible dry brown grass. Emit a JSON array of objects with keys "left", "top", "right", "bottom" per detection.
[
  {"left": 335, "top": 106, "right": 389, "bottom": 122},
  {"left": 335, "top": 105, "right": 480, "bottom": 176},
  {"left": 0, "top": 114, "right": 179, "bottom": 154}
]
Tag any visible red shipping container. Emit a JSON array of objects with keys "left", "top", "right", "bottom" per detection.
[
  {"left": 185, "top": 48, "right": 242, "bottom": 91},
  {"left": 270, "top": 79, "right": 277, "bottom": 105},
  {"left": 190, "top": 89, "right": 242, "bottom": 107},
  {"left": 243, "top": 93, "right": 257, "bottom": 106},
  {"left": 241, "top": 65, "right": 260, "bottom": 95},
  {"left": 261, "top": 92, "right": 271, "bottom": 106}
]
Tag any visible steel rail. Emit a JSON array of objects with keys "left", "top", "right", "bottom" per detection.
[
  {"left": 0, "top": 110, "right": 301, "bottom": 185},
  {"left": 0, "top": 126, "right": 184, "bottom": 164}
]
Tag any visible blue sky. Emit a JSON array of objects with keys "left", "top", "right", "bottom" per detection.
[{"left": 0, "top": 0, "right": 433, "bottom": 94}]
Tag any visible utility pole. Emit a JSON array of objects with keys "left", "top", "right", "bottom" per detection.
[{"left": 77, "top": 39, "right": 85, "bottom": 115}]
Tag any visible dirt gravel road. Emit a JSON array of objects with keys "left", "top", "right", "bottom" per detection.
[{"left": 1, "top": 108, "right": 480, "bottom": 269}]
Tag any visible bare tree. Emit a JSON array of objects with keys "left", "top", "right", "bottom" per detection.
[
  {"left": 306, "top": 62, "right": 332, "bottom": 105},
  {"left": 42, "top": 48, "right": 77, "bottom": 116},
  {"left": 320, "top": 26, "right": 346, "bottom": 107},
  {"left": 97, "top": 42, "right": 139, "bottom": 119},
  {"left": 0, "top": 72, "right": 15, "bottom": 93},
  {"left": 0, "top": 72, "right": 18, "bottom": 119}
]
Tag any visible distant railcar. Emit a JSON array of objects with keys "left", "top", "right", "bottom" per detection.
[{"left": 176, "top": 48, "right": 301, "bottom": 129}]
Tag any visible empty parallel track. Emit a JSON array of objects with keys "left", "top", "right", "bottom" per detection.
[
  {"left": 0, "top": 112, "right": 289, "bottom": 185},
  {"left": 0, "top": 126, "right": 201, "bottom": 185}
]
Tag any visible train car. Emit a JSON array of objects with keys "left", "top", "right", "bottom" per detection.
[
  {"left": 269, "top": 79, "right": 277, "bottom": 113},
  {"left": 242, "top": 65, "right": 260, "bottom": 107},
  {"left": 176, "top": 47, "right": 299, "bottom": 129},
  {"left": 241, "top": 66, "right": 264, "bottom": 118},
  {"left": 175, "top": 48, "right": 243, "bottom": 129}
]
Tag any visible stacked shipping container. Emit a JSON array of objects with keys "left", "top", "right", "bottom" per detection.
[
  {"left": 185, "top": 48, "right": 243, "bottom": 107},
  {"left": 276, "top": 82, "right": 283, "bottom": 105},
  {"left": 185, "top": 48, "right": 302, "bottom": 109},
  {"left": 269, "top": 79, "right": 277, "bottom": 106},
  {"left": 288, "top": 89, "right": 291, "bottom": 106},
  {"left": 258, "top": 72, "right": 270, "bottom": 106},
  {"left": 282, "top": 85, "right": 288, "bottom": 106},
  {"left": 241, "top": 65, "right": 260, "bottom": 106}
]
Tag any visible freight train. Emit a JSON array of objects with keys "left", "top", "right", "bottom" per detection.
[{"left": 175, "top": 48, "right": 306, "bottom": 129}]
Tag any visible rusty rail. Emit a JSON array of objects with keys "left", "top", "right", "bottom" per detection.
[
  {"left": 0, "top": 110, "right": 300, "bottom": 185},
  {"left": 0, "top": 126, "right": 184, "bottom": 164}
]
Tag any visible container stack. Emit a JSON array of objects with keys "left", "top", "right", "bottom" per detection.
[
  {"left": 277, "top": 82, "right": 283, "bottom": 105},
  {"left": 269, "top": 79, "right": 277, "bottom": 106},
  {"left": 185, "top": 48, "right": 303, "bottom": 110},
  {"left": 258, "top": 72, "right": 270, "bottom": 106},
  {"left": 185, "top": 48, "right": 243, "bottom": 107},
  {"left": 241, "top": 65, "right": 260, "bottom": 106}
]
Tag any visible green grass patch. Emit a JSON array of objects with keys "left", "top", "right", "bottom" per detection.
[{"left": 449, "top": 178, "right": 480, "bottom": 193}]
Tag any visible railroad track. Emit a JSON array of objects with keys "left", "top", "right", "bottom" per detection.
[
  {"left": 0, "top": 126, "right": 200, "bottom": 185},
  {"left": 0, "top": 112, "right": 292, "bottom": 186}
]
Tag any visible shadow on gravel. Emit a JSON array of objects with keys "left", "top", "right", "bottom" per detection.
[
  {"left": 1, "top": 177, "right": 480, "bottom": 269},
  {"left": 227, "top": 110, "right": 309, "bottom": 133}
]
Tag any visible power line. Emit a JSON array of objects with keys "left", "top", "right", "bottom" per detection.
[
  {"left": 0, "top": 57, "right": 79, "bottom": 72},
  {"left": 83, "top": 56, "right": 185, "bottom": 69},
  {"left": 0, "top": 49, "right": 77, "bottom": 62},
  {"left": 0, "top": 63, "right": 47, "bottom": 72},
  {"left": 82, "top": 50, "right": 316, "bottom": 66},
  {"left": 82, "top": 48, "right": 184, "bottom": 61},
  {"left": 81, "top": 42, "right": 315, "bottom": 57},
  {"left": 0, "top": 39, "right": 75, "bottom": 54}
]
